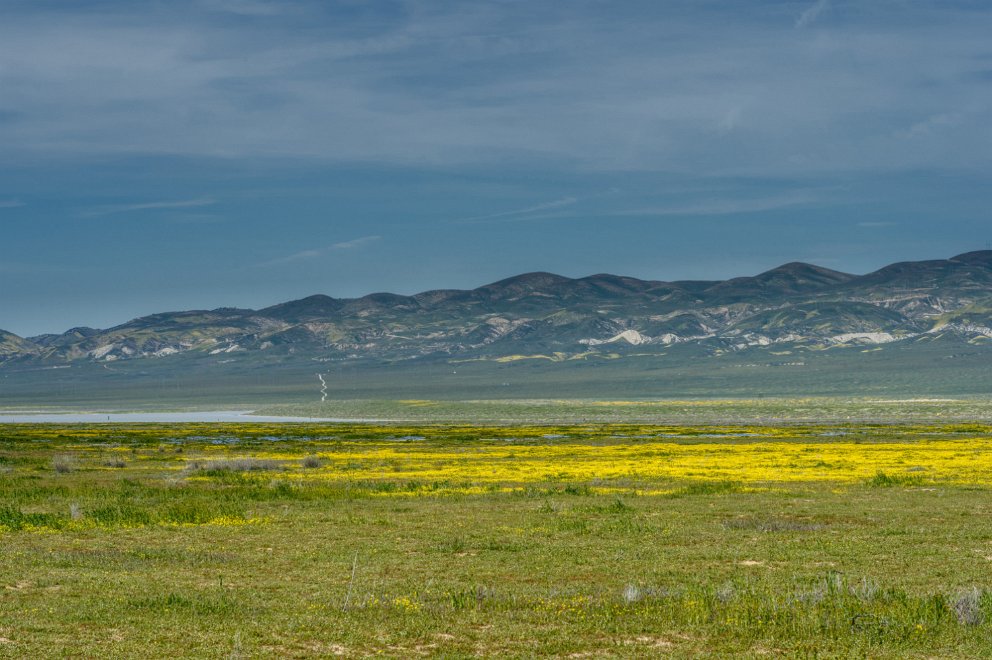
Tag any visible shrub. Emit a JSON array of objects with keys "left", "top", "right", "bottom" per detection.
[
  {"left": 622, "top": 584, "right": 642, "bottom": 603},
  {"left": 952, "top": 588, "right": 984, "bottom": 626},
  {"left": 52, "top": 454, "right": 75, "bottom": 474}
]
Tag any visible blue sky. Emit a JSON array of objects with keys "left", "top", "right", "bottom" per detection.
[{"left": 2, "top": 0, "right": 991, "bottom": 336}]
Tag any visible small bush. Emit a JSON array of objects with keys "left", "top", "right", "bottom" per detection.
[
  {"left": 301, "top": 455, "right": 322, "bottom": 469},
  {"left": 52, "top": 454, "right": 75, "bottom": 474},
  {"left": 851, "top": 577, "right": 879, "bottom": 602},
  {"left": 437, "top": 536, "right": 468, "bottom": 553},
  {"left": 622, "top": 584, "right": 642, "bottom": 603},
  {"left": 607, "top": 498, "right": 632, "bottom": 513},
  {"left": 103, "top": 457, "right": 127, "bottom": 469},
  {"left": 952, "top": 588, "right": 984, "bottom": 626}
]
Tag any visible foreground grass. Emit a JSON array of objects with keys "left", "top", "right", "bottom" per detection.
[{"left": 2, "top": 423, "right": 992, "bottom": 657}]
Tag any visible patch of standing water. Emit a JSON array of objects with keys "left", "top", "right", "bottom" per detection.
[{"left": 0, "top": 410, "right": 388, "bottom": 423}]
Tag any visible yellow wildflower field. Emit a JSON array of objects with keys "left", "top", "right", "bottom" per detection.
[
  {"left": 262, "top": 437, "right": 992, "bottom": 488},
  {"left": 3, "top": 423, "right": 992, "bottom": 656}
]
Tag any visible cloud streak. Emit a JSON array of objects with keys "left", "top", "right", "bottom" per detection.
[
  {"left": 617, "top": 192, "right": 816, "bottom": 218},
  {"left": 795, "top": 0, "right": 830, "bottom": 29},
  {"left": 0, "top": 2, "right": 988, "bottom": 178},
  {"left": 83, "top": 198, "right": 216, "bottom": 217},
  {"left": 331, "top": 235, "right": 381, "bottom": 250},
  {"left": 453, "top": 197, "right": 578, "bottom": 224},
  {"left": 258, "top": 235, "right": 381, "bottom": 267}
]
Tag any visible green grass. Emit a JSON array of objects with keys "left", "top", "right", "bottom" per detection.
[{"left": 2, "top": 423, "right": 992, "bottom": 657}]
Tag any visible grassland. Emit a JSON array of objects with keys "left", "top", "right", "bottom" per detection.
[
  {"left": 3, "top": 422, "right": 992, "bottom": 657},
  {"left": 259, "top": 396, "right": 992, "bottom": 424}
]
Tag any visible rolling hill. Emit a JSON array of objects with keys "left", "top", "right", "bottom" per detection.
[{"left": 2, "top": 250, "right": 991, "bottom": 404}]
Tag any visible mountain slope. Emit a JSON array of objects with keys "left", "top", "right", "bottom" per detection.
[
  {"left": 0, "top": 330, "right": 38, "bottom": 359},
  {"left": 704, "top": 263, "right": 855, "bottom": 302},
  {"left": 4, "top": 251, "right": 991, "bottom": 367}
]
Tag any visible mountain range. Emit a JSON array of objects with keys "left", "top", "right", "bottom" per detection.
[{"left": 3, "top": 251, "right": 992, "bottom": 368}]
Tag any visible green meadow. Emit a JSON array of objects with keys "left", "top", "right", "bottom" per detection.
[{"left": 2, "top": 421, "right": 992, "bottom": 657}]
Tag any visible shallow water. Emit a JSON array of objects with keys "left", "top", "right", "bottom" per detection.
[{"left": 0, "top": 410, "right": 384, "bottom": 423}]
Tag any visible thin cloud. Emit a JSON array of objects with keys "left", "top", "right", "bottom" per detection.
[
  {"left": 165, "top": 213, "right": 226, "bottom": 224},
  {"left": 901, "top": 112, "right": 964, "bottom": 139},
  {"left": 618, "top": 193, "right": 815, "bottom": 218},
  {"left": 332, "top": 235, "right": 381, "bottom": 250},
  {"left": 261, "top": 249, "right": 322, "bottom": 267},
  {"left": 0, "top": 200, "right": 25, "bottom": 209},
  {"left": 200, "top": 0, "right": 285, "bottom": 16},
  {"left": 454, "top": 197, "right": 578, "bottom": 224},
  {"left": 717, "top": 106, "right": 744, "bottom": 133},
  {"left": 258, "top": 235, "right": 381, "bottom": 267},
  {"left": 858, "top": 221, "right": 898, "bottom": 228},
  {"left": 796, "top": 0, "right": 830, "bottom": 29},
  {"left": 0, "top": 2, "right": 990, "bottom": 177},
  {"left": 82, "top": 198, "right": 216, "bottom": 217}
]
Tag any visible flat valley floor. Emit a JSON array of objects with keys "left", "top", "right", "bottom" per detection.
[{"left": 2, "top": 420, "right": 992, "bottom": 657}]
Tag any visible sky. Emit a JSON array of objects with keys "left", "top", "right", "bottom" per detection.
[{"left": 2, "top": 0, "right": 991, "bottom": 336}]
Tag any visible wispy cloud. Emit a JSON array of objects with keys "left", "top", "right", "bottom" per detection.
[
  {"left": 331, "top": 235, "right": 381, "bottom": 250},
  {"left": 717, "top": 106, "right": 744, "bottom": 133},
  {"left": 82, "top": 198, "right": 216, "bottom": 217},
  {"left": 858, "top": 221, "right": 898, "bottom": 228},
  {"left": 453, "top": 197, "right": 578, "bottom": 224},
  {"left": 795, "top": 0, "right": 830, "bottom": 29},
  {"left": 258, "top": 235, "right": 381, "bottom": 267},
  {"left": 165, "top": 213, "right": 226, "bottom": 225},
  {"left": 0, "top": 199, "right": 25, "bottom": 209},
  {"left": 617, "top": 192, "right": 815, "bottom": 218},
  {"left": 0, "top": 2, "right": 989, "bottom": 177},
  {"left": 200, "top": 0, "right": 285, "bottom": 16},
  {"left": 901, "top": 112, "right": 964, "bottom": 139}
]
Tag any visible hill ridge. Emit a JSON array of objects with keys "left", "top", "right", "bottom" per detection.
[{"left": 3, "top": 250, "right": 991, "bottom": 365}]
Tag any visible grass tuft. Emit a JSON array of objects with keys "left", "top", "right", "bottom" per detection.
[
  {"left": 52, "top": 454, "right": 76, "bottom": 474},
  {"left": 669, "top": 480, "right": 741, "bottom": 497},
  {"left": 952, "top": 588, "right": 984, "bottom": 626},
  {"left": 723, "top": 516, "right": 824, "bottom": 532},
  {"left": 301, "top": 455, "right": 323, "bottom": 469},
  {"left": 622, "top": 584, "right": 642, "bottom": 604},
  {"left": 867, "top": 470, "right": 926, "bottom": 487},
  {"left": 187, "top": 458, "right": 283, "bottom": 475}
]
